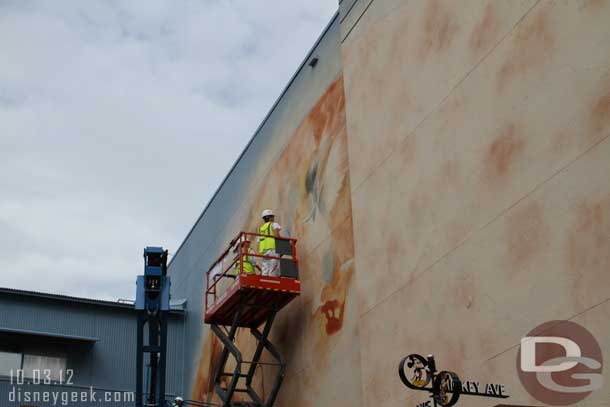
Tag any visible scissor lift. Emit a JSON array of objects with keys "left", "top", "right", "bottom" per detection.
[{"left": 204, "top": 232, "right": 300, "bottom": 407}]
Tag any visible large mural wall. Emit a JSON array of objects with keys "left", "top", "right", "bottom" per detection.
[
  {"left": 177, "top": 1, "right": 610, "bottom": 406},
  {"left": 191, "top": 75, "right": 363, "bottom": 407},
  {"left": 167, "top": 15, "right": 344, "bottom": 398},
  {"left": 341, "top": 0, "right": 610, "bottom": 406}
]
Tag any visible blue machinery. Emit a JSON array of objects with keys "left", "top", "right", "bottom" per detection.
[
  {"left": 134, "top": 239, "right": 299, "bottom": 407},
  {"left": 136, "top": 247, "right": 171, "bottom": 407}
]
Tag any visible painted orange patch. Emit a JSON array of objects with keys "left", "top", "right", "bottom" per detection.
[
  {"left": 550, "top": 129, "right": 570, "bottom": 154},
  {"left": 365, "top": 376, "right": 391, "bottom": 403},
  {"left": 567, "top": 195, "right": 610, "bottom": 308},
  {"left": 408, "top": 189, "right": 429, "bottom": 220},
  {"left": 590, "top": 84, "right": 610, "bottom": 135},
  {"left": 469, "top": 3, "right": 498, "bottom": 57},
  {"left": 399, "top": 135, "right": 417, "bottom": 168},
  {"left": 505, "top": 202, "right": 548, "bottom": 268},
  {"left": 568, "top": 197, "right": 610, "bottom": 271},
  {"left": 307, "top": 77, "right": 344, "bottom": 144},
  {"left": 484, "top": 124, "right": 525, "bottom": 182},
  {"left": 191, "top": 332, "right": 223, "bottom": 402},
  {"left": 321, "top": 299, "right": 345, "bottom": 335},
  {"left": 578, "top": 0, "right": 605, "bottom": 11},
  {"left": 317, "top": 220, "right": 355, "bottom": 338},
  {"left": 419, "top": 0, "right": 459, "bottom": 58},
  {"left": 497, "top": 4, "right": 555, "bottom": 92},
  {"left": 440, "top": 159, "right": 460, "bottom": 187}
]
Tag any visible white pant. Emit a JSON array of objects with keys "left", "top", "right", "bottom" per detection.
[{"left": 261, "top": 249, "right": 279, "bottom": 277}]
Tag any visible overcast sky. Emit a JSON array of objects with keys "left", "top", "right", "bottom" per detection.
[{"left": 0, "top": 1, "right": 337, "bottom": 301}]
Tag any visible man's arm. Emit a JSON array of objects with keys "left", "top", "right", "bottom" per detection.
[{"left": 273, "top": 223, "right": 282, "bottom": 238}]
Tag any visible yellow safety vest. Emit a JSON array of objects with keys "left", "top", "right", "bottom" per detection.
[
  {"left": 234, "top": 249, "right": 255, "bottom": 274},
  {"left": 258, "top": 222, "right": 276, "bottom": 254}
]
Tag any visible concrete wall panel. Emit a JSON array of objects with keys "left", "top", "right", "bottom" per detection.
[
  {"left": 341, "top": 0, "right": 537, "bottom": 192},
  {"left": 343, "top": 0, "right": 610, "bottom": 315},
  {"left": 357, "top": 135, "right": 610, "bottom": 407}
]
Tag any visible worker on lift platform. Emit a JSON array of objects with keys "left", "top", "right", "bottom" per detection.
[
  {"left": 171, "top": 397, "right": 183, "bottom": 407},
  {"left": 232, "top": 239, "right": 258, "bottom": 275},
  {"left": 258, "top": 209, "right": 282, "bottom": 277}
]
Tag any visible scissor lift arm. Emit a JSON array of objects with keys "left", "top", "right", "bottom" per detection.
[
  {"left": 204, "top": 232, "right": 300, "bottom": 407},
  {"left": 211, "top": 297, "right": 285, "bottom": 407}
]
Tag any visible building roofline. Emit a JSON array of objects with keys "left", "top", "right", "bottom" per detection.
[
  {"left": 169, "top": 10, "right": 340, "bottom": 267},
  {"left": 0, "top": 287, "right": 185, "bottom": 314},
  {"left": 0, "top": 327, "right": 99, "bottom": 342}
]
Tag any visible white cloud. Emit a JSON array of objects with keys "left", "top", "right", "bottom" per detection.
[{"left": 0, "top": 0, "right": 337, "bottom": 300}]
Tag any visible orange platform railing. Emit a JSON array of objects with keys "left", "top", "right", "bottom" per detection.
[{"left": 204, "top": 231, "right": 299, "bottom": 313}]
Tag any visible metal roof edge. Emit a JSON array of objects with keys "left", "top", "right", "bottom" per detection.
[
  {"left": 0, "top": 327, "right": 99, "bottom": 342},
  {"left": 0, "top": 287, "right": 185, "bottom": 315}
]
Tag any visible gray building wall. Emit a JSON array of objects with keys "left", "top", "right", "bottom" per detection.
[{"left": 0, "top": 289, "right": 185, "bottom": 407}]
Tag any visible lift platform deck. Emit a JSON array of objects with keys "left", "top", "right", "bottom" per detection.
[
  {"left": 205, "top": 273, "right": 300, "bottom": 327},
  {"left": 204, "top": 231, "right": 300, "bottom": 327}
]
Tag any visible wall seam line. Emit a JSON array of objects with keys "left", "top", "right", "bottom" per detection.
[
  {"left": 340, "top": 0, "right": 367, "bottom": 25},
  {"left": 357, "top": 130, "right": 610, "bottom": 321},
  {"left": 346, "top": 0, "right": 543, "bottom": 198},
  {"left": 484, "top": 295, "right": 610, "bottom": 363},
  {"left": 341, "top": 0, "right": 375, "bottom": 43}
]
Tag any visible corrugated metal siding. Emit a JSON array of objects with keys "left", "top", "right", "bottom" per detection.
[
  {"left": 165, "top": 318, "right": 185, "bottom": 394},
  {"left": 0, "top": 295, "right": 97, "bottom": 339},
  {"left": 0, "top": 293, "right": 185, "bottom": 407},
  {"left": 89, "top": 308, "right": 136, "bottom": 389}
]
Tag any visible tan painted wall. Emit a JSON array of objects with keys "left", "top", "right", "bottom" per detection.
[
  {"left": 341, "top": 0, "right": 610, "bottom": 406},
  {"left": 186, "top": 1, "right": 610, "bottom": 406}
]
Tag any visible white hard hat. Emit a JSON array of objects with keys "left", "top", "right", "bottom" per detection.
[
  {"left": 175, "top": 397, "right": 183, "bottom": 402},
  {"left": 261, "top": 209, "right": 274, "bottom": 218}
]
